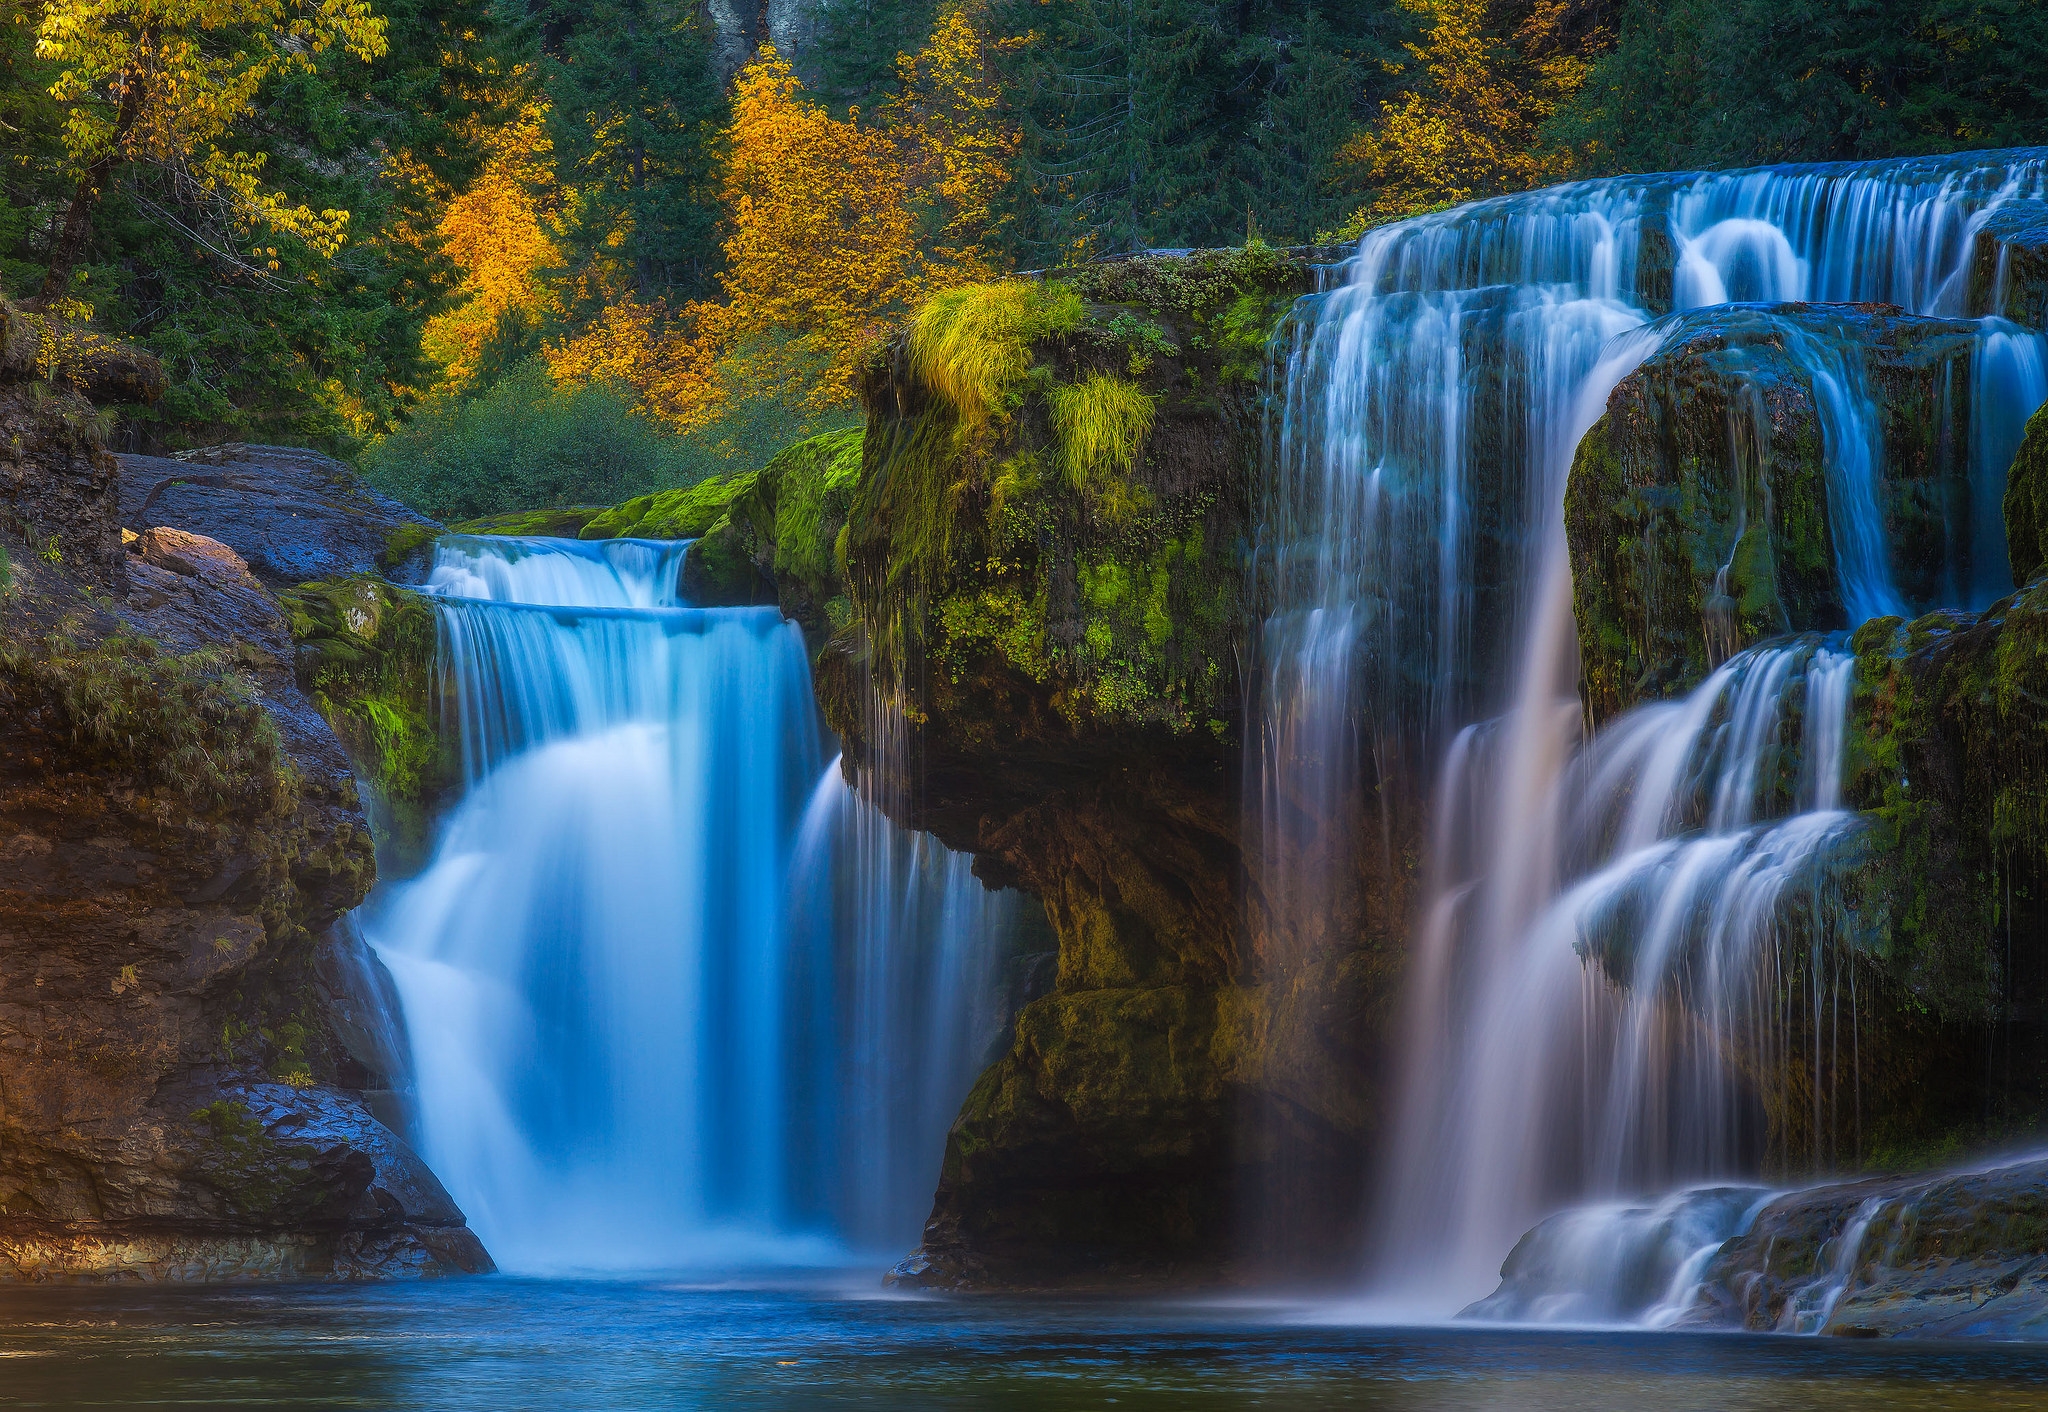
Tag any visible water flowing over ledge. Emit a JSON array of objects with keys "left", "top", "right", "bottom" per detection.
[
  {"left": 1254, "top": 147, "right": 2048, "bottom": 1307},
  {"left": 360, "top": 535, "right": 1021, "bottom": 1272}
]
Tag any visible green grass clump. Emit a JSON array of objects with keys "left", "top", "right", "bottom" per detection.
[
  {"left": 1049, "top": 373, "right": 1156, "bottom": 519},
  {"left": 910, "top": 281, "right": 1085, "bottom": 432}
]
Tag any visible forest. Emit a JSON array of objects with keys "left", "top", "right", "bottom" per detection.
[{"left": 3, "top": 0, "right": 2044, "bottom": 517}]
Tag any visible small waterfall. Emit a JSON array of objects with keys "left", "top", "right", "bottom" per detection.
[
  {"left": 1385, "top": 639, "right": 1860, "bottom": 1295},
  {"left": 364, "top": 536, "right": 1019, "bottom": 1271},
  {"left": 1255, "top": 148, "right": 2048, "bottom": 1304},
  {"left": 789, "top": 764, "right": 1017, "bottom": 1248}
]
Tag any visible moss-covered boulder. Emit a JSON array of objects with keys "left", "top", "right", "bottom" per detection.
[
  {"left": 2006, "top": 403, "right": 2048, "bottom": 588},
  {"left": 817, "top": 249, "right": 1403, "bottom": 1287},
  {"left": 1968, "top": 198, "right": 2048, "bottom": 329},
  {"left": 1568, "top": 304, "right": 1981, "bottom": 724},
  {"left": 280, "top": 575, "right": 456, "bottom": 878}
]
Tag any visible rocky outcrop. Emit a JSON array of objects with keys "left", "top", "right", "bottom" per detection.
[
  {"left": 1567, "top": 303, "right": 1982, "bottom": 725},
  {"left": 0, "top": 308, "right": 488, "bottom": 1281},
  {"left": 2007, "top": 404, "right": 2048, "bottom": 587},
  {"left": 780, "top": 250, "right": 1407, "bottom": 1287},
  {"left": 1563, "top": 302, "right": 2048, "bottom": 1171},
  {"left": 1676, "top": 1156, "right": 2048, "bottom": 1338},
  {"left": 1969, "top": 198, "right": 2048, "bottom": 329},
  {"left": 117, "top": 444, "right": 442, "bottom": 589}
]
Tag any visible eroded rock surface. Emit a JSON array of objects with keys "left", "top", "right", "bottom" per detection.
[
  {"left": 117, "top": 444, "right": 440, "bottom": 589},
  {"left": 0, "top": 312, "right": 487, "bottom": 1282},
  {"left": 1677, "top": 1156, "right": 2048, "bottom": 1338}
]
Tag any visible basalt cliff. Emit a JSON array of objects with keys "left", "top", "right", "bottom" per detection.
[{"left": 0, "top": 303, "right": 487, "bottom": 1281}]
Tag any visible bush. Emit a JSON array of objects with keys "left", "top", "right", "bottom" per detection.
[
  {"left": 357, "top": 361, "right": 690, "bottom": 521},
  {"left": 358, "top": 357, "right": 860, "bottom": 523}
]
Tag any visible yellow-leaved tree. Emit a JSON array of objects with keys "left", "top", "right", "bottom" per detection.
[
  {"left": 716, "top": 45, "right": 923, "bottom": 404},
  {"left": 35, "top": 0, "right": 388, "bottom": 299},
  {"left": 887, "top": 5, "right": 1018, "bottom": 281},
  {"left": 1335, "top": 0, "right": 1587, "bottom": 230},
  {"left": 421, "top": 92, "right": 565, "bottom": 394}
]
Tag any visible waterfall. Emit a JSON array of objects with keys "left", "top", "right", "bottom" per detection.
[
  {"left": 1256, "top": 148, "right": 2048, "bottom": 1305},
  {"left": 364, "top": 535, "right": 1018, "bottom": 1272}
]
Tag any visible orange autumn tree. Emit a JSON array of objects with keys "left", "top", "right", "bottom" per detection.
[
  {"left": 422, "top": 93, "right": 565, "bottom": 393},
  {"left": 716, "top": 46, "right": 924, "bottom": 404},
  {"left": 549, "top": 29, "right": 1019, "bottom": 427}
]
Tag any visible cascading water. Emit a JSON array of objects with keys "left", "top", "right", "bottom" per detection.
[
  {"left": 1255, "top": 149, "right": 2048, "bottom": 1308},
  {"left": 364, "top": 535, "right": 1018, "bottom": 1271}
]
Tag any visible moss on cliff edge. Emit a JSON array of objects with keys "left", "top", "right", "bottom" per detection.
[
  {"left": 844, "top": 246, "right": 1308, "bottom": 737},
  {"left": 281, "top": 576, "right": 453, "bottom": 874},
  {"left": 2007, "top": 403, "right": 2048, "bottom": 588},
  {"left": 0, "top": 624, "right": 297, "bottom": 820}
]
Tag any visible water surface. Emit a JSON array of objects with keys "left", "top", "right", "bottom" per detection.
[{"left": 3, "top": 1278, "right": 2047, "bottom": 1410}]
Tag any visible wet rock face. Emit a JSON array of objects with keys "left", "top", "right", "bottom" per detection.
[
  {"left": 2007, "top": 404, "right": 2048, "bottom": 587},
  {"left": 1567, "top": 303, "right": 1982, "bottom": 725},
  {"left": 0, "top": 381, "right": 128, "bottom": 592},
  {"left": 1970, "top": 199, "right": 2048, "bottom": 329},
  {"left": 1, "top": 354, "right": 487, "bottom": 1280},
  {"left": 833, "top": 253, "right": 1407, "bottom": 1288},
  {"left": 117, "top": 445, "right": 441, "bottom": 590},
  {"left": 1677, "top": 1157, "right": 2048, "bottom": 1338}
]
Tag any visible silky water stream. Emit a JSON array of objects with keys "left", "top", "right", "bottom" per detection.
[
  {"left": 357, "top": 535, "right": 1021, "bottom": 1272},
  {"left": 1257, "top": 148, "right": 2048, "bottom": 1316}
]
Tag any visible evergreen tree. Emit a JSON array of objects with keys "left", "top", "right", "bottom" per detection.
[
  {"left": 543, "top": 0, "right": 726, "bottom": 306},
  {"left": 994, "top": 0, "right": 1401, "bottom": 258},
  {"left": 1242, "top": 11, "right": 1369, "bottom": 243},
  {"left": 1550, "top": 0, "right": 2048, "bottom": 174},
  {"left": 814, "top": 0, "right": 939, "bottom": 110}
]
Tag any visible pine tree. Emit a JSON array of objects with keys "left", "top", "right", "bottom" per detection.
[{"left": 543, "top": 0, "right": 725, "bottom": 307}]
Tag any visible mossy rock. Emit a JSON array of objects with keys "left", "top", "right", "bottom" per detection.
[
  {"left": 1968, "top": 198, "right": 2048, "bottom": 328},
  {"left": 445, "top": 506, "right": 604, "bottom": 538},
  {"left": 280, "top": 574, "right": 455, "bottom": 876},
  {"left": 2006, "top": 402, "right": 2048, "bottom": 588},
  {"left": 578, "top": 472, "right": 759, "bottom": 541},
  {"left": 841, "top": 255, "right": 1309, "bottom": 745},
  {"left": 1567, "top": 304, "right": 1979, "bottom": 724}
]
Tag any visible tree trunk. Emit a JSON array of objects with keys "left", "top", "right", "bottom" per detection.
[{"left": 39, "top": 65, "right": 146, "bottom": 302}]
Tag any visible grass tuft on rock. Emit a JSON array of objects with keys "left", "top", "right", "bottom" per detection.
[
  {"left": 910, "top": 281, "right": 1085, "bottom": 433},
  {"left": 1048, "top": 373, "right": 1156, "bottom": 521}
]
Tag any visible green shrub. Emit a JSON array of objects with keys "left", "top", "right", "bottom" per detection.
[
  {"left": 357, "top": 361, "right": 690, "bottom": 521},
  {"left": 359, "top": 355, "right": 861, "bottom": 524}
]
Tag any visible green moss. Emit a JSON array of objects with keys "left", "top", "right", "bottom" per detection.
[
  {"left": 2007, "top": 402, "right": 2048, "bottom": 587},
  {"left": 578, "top": 472, "right": 758, "bottom": 541},
  {"left": 447, "top": 506, "right": 605, "bottom": 538},
  {"left": 765, "top": 427, "right": 864, "bottom": 592},
  {"left": 0, "top": 626, "right": 295, "bottom": 816},
  {"left": 281, "top": 575, "right": 452, "bottom": 868},
  {"left": 376, "top": 522, "right": 442, "bottom": 573}
]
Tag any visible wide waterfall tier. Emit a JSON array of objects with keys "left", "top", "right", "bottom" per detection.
[
  {"left": 1252, "top": 148, "right": 2048, "bottom": 1307},
  {"left": 363, "top": 536, "right": 1020, "bottom": 1271}
]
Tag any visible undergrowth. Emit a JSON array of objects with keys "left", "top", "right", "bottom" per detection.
[{"left": 0, "top": 628, "right": 294, "bottom": 817}]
